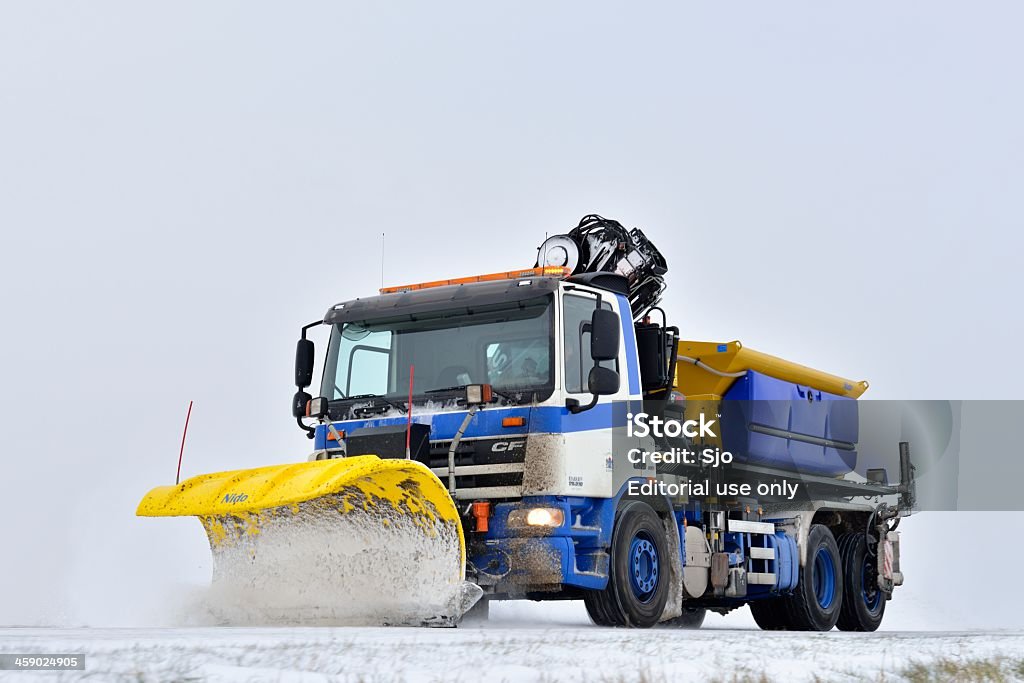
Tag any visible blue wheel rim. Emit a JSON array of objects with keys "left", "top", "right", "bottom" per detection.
[
  {"left": 628, "top": 532, "right": 660, "bottom": 603},
  {"left": 812, "top": 546, "right": 836, "bottom": 610},
  {"left": 862, "top": 558, "right": 882, "bottom": 612}
]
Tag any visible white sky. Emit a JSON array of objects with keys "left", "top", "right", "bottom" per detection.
[{"left": 1, "top": 2, "right": 1022, "bottom": 627}]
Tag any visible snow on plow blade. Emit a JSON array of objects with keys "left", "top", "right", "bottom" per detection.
[{"left": 137, "top": 455, "right": 479, "bottom": 626}]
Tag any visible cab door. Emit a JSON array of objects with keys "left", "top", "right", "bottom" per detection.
[{"left": 557, "top": 286, "right": 639, "bottom": 497}]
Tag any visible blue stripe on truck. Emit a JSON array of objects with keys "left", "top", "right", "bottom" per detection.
[
  {"left": 314, "top": 403, "right": 626, "bottom": 448},
  {"left": 615, "top": 294, "right": 641, "bottom": 396}
]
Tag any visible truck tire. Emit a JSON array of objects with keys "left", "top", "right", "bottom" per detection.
[
  {"left": 836, "top": 533, "right": 885, "bottom": 631},
  {"left": 781, "top": 524, "right": 843, "bottom": 631},
  {"left": 749, "top": 598, "right": 790, "bottom": 630},
  {"left": 584, "top": 501, "right": 669, "bottom": 628},
  {"left": 659, "top": 607, "right": 706, "bottom": 629}
]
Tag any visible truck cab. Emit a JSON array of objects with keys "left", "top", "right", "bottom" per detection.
[{"left": 312, "top": 272, "right": 640, "bottom": 500}]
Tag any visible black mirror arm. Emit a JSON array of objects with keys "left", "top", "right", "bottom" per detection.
[
  {"left": 566, "top": 394, "right": 599, "bottom": 414},
  {"left": 301, "top": 320, "right": 324, "bottom": 339},
  {"left": 294, "top": 323, "right": 321, "bottom": 436},
  {"left": 296, "top": 415, "right": 316, "bottom": 439}
]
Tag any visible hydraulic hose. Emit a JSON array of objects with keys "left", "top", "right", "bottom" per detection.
[
  {"left": 677, "top": 355, "right": 747, "bottom": 379},
  {"left": 448, "top": 405, "right": 480, "bottom": 494}
]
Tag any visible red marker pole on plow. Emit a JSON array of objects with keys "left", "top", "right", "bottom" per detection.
[
  {"left": 406, "top": 366, "right": 414, "bottom": 459},
  {"left": 176, "top": 400, "right": 193, "bottom": 485}
]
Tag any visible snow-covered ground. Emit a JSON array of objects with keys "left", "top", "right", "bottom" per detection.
[{"left": 3, "top": 602, "right": 1024, "bottom": 682}]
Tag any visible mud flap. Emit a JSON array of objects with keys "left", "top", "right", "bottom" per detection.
[{"left": 660, "top": 514, "right": 684, "bottom": 621}]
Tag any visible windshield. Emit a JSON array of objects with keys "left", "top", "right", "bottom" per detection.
[{"left": 321, "top": 295, "right": 554, "bottom": 405}]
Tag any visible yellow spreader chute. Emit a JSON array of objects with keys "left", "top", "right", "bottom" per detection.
[{"left": 138, "top": 455, "right": 477, "bottom": 626}]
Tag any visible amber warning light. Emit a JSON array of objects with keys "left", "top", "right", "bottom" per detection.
[{"left": 380, "top": 266, "right": 571, "bottom": 294}]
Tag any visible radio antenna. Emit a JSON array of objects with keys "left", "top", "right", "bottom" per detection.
[
  {"left": 380, "top": 232, "right": 385, "bottom": 288},
  {"left": 175, "top": 400, "right": 193, "bottom": 485},
  {"left": 405, "top": 365, "right": 414, "bottom": 459}
]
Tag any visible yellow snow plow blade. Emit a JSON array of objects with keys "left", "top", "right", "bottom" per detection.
[
  {"left": 137, "top": 455, "right": 463, "bottom": 542},
  {"left": 137, "top": 456, "right": 476, "bottom": 625}
]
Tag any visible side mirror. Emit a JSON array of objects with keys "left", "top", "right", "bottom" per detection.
[
  {"left": 295, "top": 338, "right": 315, "bottom": 388},
  {"left": 292, "top": 390, "right": 312, "bottom": 418},
  {"left": 588, "top": 366, "right": 620, "bottom": 396},
  {"left": 590, "top": 309, "right": 620, "bottom": 361},
  {"left": 567, "top": 366, "right": 621, "bottom": 414}
]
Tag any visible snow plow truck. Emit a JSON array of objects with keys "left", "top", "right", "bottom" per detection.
[{"left": 138, "top": 215, "right": 914, "bottom": 631}]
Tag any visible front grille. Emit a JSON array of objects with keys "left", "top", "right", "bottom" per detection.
[{"left": 427, "top": 437, "right": 526, "bottom": 495}]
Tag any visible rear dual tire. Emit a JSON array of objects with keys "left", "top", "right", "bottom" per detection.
[
  {"left": 585, "top": 501, "right": 669, "bottom": 628},
  {"left": 836, "top": 532, "right": 885, "bottom": 632},
  {"left": 751, "top": 525, "right": 887, "bottom": 632},
  {"left": 751, "top": 524, "right": 844, "bottom": 631},
  {"left": 783, "top": 524, "right": 844, "bottom": 631}
]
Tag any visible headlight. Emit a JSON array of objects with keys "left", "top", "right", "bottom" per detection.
[
  {"left": 508, "top": 507, "right": 565, "bottom": 527},
  {"left": 306, "top": 397, "right": 329, "bottom": 418}
]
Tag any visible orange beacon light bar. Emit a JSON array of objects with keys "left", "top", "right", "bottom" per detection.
[{"left": 379, "top": 266, "right": 571, "bottom": 295}]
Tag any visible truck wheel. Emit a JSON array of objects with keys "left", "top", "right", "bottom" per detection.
[
  {"left": 660, "top": 607, "right": 706, "bottom": 629},
  {"left": 584, "top": 501, "right": 669, "bottom": 628},
  {"left": 749, "top": 599, "right": 790, "bottom": 630},
  {"left": 836, "top": 533, "right": 885, "bottom": 631},
  {"left": 584, "top": 588, "right": 622, "bottom": 626},
  {"left": 782, "top": 524, "right": 843, "bottom": 631}
]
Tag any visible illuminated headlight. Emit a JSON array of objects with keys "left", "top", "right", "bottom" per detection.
[{"left": 508, "top": 507, "right": 565, "bottom": 527}]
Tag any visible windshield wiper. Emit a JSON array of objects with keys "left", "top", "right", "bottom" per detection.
[
  {"left": 341, "top": 393, "right": 408, "bottom": 414},
  {"left": 424, "top": 385, "right": 520, "bottom": 405}
]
